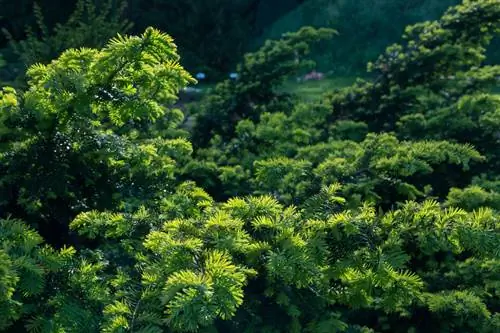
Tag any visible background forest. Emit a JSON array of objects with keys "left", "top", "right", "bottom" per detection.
[
  {"left": 0, "top": 0, "right": 500, "bottom": 332},
  {"left": 2, "top": 0, "right": 499, "bottom": 80}
]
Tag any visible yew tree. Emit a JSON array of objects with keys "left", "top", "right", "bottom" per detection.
[
  {"left": 0, "top": 1, "right": 499, "bottom": 332},
  {"left": 0, "top": 27, "right": 194, "bottom": 245}
]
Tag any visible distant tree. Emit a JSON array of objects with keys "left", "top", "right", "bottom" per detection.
[{"left": 191, "top": 26, "right": 337, "bottom": 146}]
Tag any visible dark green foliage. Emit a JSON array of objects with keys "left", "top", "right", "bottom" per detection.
[
  {"left": 2, "top": 0, "right": 500, "bottom": 76},
  {"left": 188, "top": 0, "right": 500, "bottom": 203},
  {"left": 190, "top": 94, "right": 485, "bottom": 204},
  {"left": 258, "top": 0, "right": 462, "bottom": 73},
  {"left": 127, "top": 0, "right": 259, "bottom": 75},
  {"left": 1, "top": 0, "right": 132, "bottom": 84},
  {"left": 0, "top": 218, "right": 76, "bottom": 330},
  {"left": 178, "top": 2, "right": 500, "bottom": 328}
]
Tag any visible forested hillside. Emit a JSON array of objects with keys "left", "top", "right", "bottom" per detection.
[
  {"left": 256, "top": 0, "right": 462, "bottom": 72},
  {"left": 0, "top": 0, "right": 499, "bottom": 332},
  {"left": 1, "top": 0, "right": 499, "bottom": 77}
]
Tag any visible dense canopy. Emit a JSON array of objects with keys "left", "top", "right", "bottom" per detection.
[{"left": 0, "top": 0, "right": 499, "bottom": 332}]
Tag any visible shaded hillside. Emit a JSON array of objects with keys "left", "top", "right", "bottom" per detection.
[{"left": 254, "top": 0, "right": 465, "bottom": 73}]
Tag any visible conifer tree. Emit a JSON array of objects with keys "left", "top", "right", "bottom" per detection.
[
  {"left": 188, "top": 0, "right": 500, "bottom": 208},
  {"left": 0, "top": 1, "right": 499, "bottom": 332},
  {"left": 0, "top": 27, "right": 194, "bottom": 244}
]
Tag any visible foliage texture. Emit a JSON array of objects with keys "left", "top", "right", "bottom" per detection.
[{"left": 0, "top": 1, "right": 499, "bottom": 332}]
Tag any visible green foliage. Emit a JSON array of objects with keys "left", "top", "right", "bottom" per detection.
[
  {"left": 62, "top": 192, "right": 500, "bottom": 332},
  {"left": 190, "top": 94, "right": 485, "bottom": 204},
  {"left": 446, "top": 185, "right": 500, "bottom": 211},
  {"left": 0, "top": 27, "right": 194, "bottom": 243},
  {"left": 0, "top": 218, "right": 76, "bottom": 330},
  {"left": 1, "top": 1, "right": 500, "bottom": 332},
  {"left": 329, "top": 0, "right": 500, "bottom": 132},
  {"left": 191, "top": 26, "right": 337, "bottom": 146}
]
